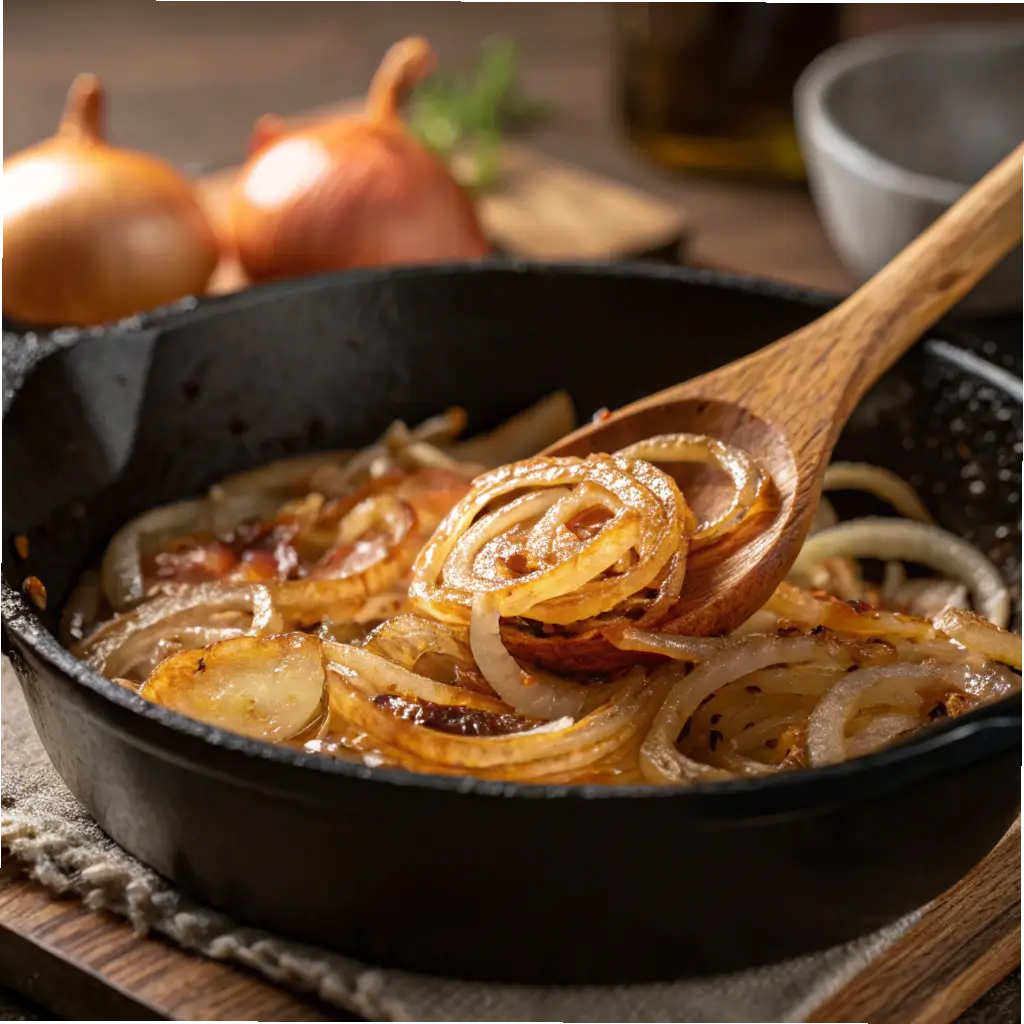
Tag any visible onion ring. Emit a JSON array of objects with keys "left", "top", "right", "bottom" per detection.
[
  {"left": 410, "top": 453, "right": 693, "bottom": 626},
  {"left": 641, "top": 634, "right": 843, "bottom": 784},
  {"left": 823, "top": 462, "right": 933, "bottom": 522},
  {"left": 617, "top": 433, "right": 766, "bottom": 548},
  {"left": 790, "top": 518, "right": 1010, "bottom": 627}
]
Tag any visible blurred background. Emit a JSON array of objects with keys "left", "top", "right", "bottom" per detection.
[
  {"left": 4, "top": 2, "right": 1021, "bottom": 164},
  {"left": 5, "top": 2, "right": 1023, "bottom": 303}
]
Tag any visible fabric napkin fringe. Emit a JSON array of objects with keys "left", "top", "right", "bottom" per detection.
[{"left": 1, "top": 815, "right": 411, "bottom": 1022}]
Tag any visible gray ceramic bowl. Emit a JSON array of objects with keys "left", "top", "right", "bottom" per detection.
[{"left": 795, "top": 25, "right": 1024, "bottom": 314}]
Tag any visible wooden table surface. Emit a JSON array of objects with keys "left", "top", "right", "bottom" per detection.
[{"left": 2, "top": 3, "right": 1019, "bottom": 1020}]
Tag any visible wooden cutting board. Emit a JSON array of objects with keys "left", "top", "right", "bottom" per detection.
[
  {"left": 0, "top": 820, "right": 1018, "bottom": 1022},
  {"left": 195, "top": 100, "right": 691, "bottom": 296}
]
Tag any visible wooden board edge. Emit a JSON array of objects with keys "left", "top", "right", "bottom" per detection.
[
  {"left": 0, "top": 865, "right": 334, "bottom": 1022},
  {"left": 809, "top": 821, "right": 1021, "bottom": 1024},
  {"left": 0, "top": 919, "right": 167, "bottom": 1021}
]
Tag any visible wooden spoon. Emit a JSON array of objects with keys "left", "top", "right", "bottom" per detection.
[{"left": 545, "top": 142, "right": 1023, "bottom": 636}]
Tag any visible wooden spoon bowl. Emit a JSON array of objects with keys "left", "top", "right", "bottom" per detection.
[{"left": 545, "top": 142, "right": 1024, "bottom": 636}]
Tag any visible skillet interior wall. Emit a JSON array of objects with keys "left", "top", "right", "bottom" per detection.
[{"left": 2, "top": 266, "right": 1021, "bottom": 639}]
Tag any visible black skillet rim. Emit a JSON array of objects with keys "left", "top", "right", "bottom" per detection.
[{"left": 2, "top": 260, "right": 1021, "bottom": 802}]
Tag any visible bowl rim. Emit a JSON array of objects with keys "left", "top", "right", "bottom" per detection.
[
  {"left": 794, "top": 23, "right": 1024, "bottom": 204},
  {"left": 2, "top": 261, "right": 1021, "bottom": 804}
]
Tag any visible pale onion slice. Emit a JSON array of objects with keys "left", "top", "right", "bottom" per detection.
[
  {"left": 934, "top": 608, "right": 1023, "bottom": 670},
  {"left": 325, "top": 666, "right": 654, "bottom": 773},
  {"left": 844, "top": 712, "right": 920, "bottom": 759},
  {"left": 60, "top": 568, "right": 104, "bottom": 645},
  {"left": 404, "top": 441, "right": 480, "bottom": 476},
  {"left": 726, "top": 708, "right": 813, "bottom": 756},
  {"left": 469, "top": 594, "right": 590, "bottom": 720},
  {"left": 75, "top": 583, "right": 259, "bottom": 680},
  {"left": 823, "top": 462, "right": 933, "bottom": 522},
  {"left": 640, "top": 634, "right": 842, "bottom": 785},
  {"left": 806, "top": 663, "right": 953, "bottom": 767},
  {"left": 141, "top": 633, "right": 326, "bottom": 743},
  {"left": 604, "top": 624, "right": 735, "bottom": 663},
  {"left": 211, "top": 451, "right": 354, "bottom": 500},
  {"left": 810, "top": 496, "right": 839, "bottom": 534},
  {"left": 880, "top": 562, "right": 970, "bottom": 620},
  {"left": 616, "top": 433, "right": 766, "bottom": 548},
  {"left": 790, "top": 518, "right": 1010, "bottom": 627},
  {"left": 323, "top": 637, "right": 509, "bottom": 714},
  {"left": 101, "top": 498, "right": 209, "bottom": 609},
  {"left": 452, "top": 391, "right": 576, "bottom": 468}
]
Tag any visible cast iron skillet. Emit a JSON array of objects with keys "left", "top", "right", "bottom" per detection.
[{"left": 2, "top": 264, "right": 1021, "bottom": 984}]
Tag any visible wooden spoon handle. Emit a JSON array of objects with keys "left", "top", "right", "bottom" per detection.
[{"left": 798, "top": 141, "right": 1023, "bottom": 422}]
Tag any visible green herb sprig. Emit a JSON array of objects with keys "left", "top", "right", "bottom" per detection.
[{"left": 407, "top": 36, "right": 548, "bottom": 192}]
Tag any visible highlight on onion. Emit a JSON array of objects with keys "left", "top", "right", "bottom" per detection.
[
  {"left": 66, "top": 391, "right": 1020, "bottom": 783},
  {"left": 141, "top": 633, "right": 327, "bottom": 743},
  {"left": 229, "top": 37, "right": 489, "bottom": 283},
  {"left": 3, "top": 74, "right": 219, "bottom": 328}
]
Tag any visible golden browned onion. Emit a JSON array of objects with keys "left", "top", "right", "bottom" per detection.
[
  {"left": 323, "top": 637, "right": 509, "bottom": 714},
  {"left": 617, "top": 433, "right": 766, "bottom": 549},
  {"left": 410, "top": 454, "right": 694, "bottom": 626},
  {"left": 141, "top": 632, "right": 326, "bottom": 742},
  {"left": 324, "top": 665, "right": 662, "bottom": 778},
  {"left": 933, "top": 608, "right": 1023, "bottom": 670},
  {"left": 761, "top": 582, "right": 938, "bottom": 640}
]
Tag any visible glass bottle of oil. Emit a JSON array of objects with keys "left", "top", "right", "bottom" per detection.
[{"left": 613, "top": 3, "right": 841, "bottom": 183}]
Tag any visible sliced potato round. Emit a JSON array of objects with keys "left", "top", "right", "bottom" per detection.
[{"left": 141, "top": 633, "right": 326, "bottom": 742}]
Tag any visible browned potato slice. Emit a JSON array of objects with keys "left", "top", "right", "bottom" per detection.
[{"left": 141, "top": 633, "right": 326, "bottom": 742}]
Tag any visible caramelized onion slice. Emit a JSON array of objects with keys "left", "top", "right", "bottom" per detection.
[
  {"left": 141, "top": 632, "right": 327, "bottom": 742},
  {"left": 617, "top": 433, "right": 766, "bottom": 548},
  {"left": 325, "top": 666, "right": 654, "bottom": 772},
  {"left": 410, "top": 453, "right": 691, "bottom": 626},
  {"left": 934, "top": 608, "right": 1023, "bottom": 670},
  {"left": 323, "top": 637, "right": 508, "bottom": 713}
]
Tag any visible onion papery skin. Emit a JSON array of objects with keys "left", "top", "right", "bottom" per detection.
[
  {"left": 229, "top": 37, "right": 489, "bottom": 283},
  {"left": 3, "top": 74, "right": 219, "bottom": 327}
]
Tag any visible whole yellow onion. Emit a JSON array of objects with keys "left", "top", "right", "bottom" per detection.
[
  {"left": 2, "top": 74, "right": 220, "bottom": 328},
  {"left": 229, "top": 37, "right": 490, "bottom": 283}
]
